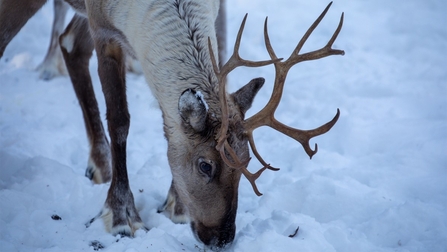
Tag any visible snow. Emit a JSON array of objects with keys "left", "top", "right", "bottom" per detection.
[
  {"left": 1, "top": 0, "right": 446, "bottom": 251},
  {"left": 195, "top": 91, "right": 209, "bottom": 111}
]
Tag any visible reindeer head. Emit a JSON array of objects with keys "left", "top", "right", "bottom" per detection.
[
  {"left": 163, "top": 2, "right": 344, "bottom": 249},
  {"left": 168, "top": 78, "right": 264, "bottom": 248}
]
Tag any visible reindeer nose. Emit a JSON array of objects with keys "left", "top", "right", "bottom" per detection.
[{"left": 191, "top": 221, "right": 236, "bottom": 249}]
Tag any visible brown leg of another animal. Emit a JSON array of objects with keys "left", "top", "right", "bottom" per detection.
[
  {"left": 0, "top": 0, "right": 47, "bottom": 58},
  {"left": 37, "top": 0, "right": 69, "bottom": 80},
  {"left": 59, "top": 14, "right": 112, "bottom": 184},
  {"left": 94, "top": 38, "right": 146, "bottom": 236}
]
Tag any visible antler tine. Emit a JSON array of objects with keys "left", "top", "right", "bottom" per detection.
[
  {"left": 241, "top": 165, "right": 268, "bottom": 196},
  {"left": 327, "top": 12, "right": 344, "bottom": 50},
  {"left": 263, "top": 17, "right": 279, "bottom": 62},
  {"left": 208, "top": 37, "right": 220, "bottom": 77},
  {"left": 208, "top": 37, "right": 229, "bottom": 150},
  {"left": 219, "top": 14, "right": 283, "bottom": 79},
  {"left": 244, "top": 2, "right": 344, "bottom": 170},
  {"left": 246, "top": 130, "right": 280, "bottom": 171},
  {"left": 293, "top": 1, "right": 333, "bottom": 57},
  {"left": 269, "top": 108, "right": 340, "bottom": 159},
  {"left": 291, "top": 3, "right": 345, "bottom": 63}
]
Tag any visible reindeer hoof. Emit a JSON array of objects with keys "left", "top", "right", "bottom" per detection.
[
  {"left": 101, "top": 203, "right": 148, "bottom": 237},
  {"left": 38, "top": 69, "right": 61, "bottom": 80},
  {"left": 85, "top": 164, "right": 111, "bottom": 184},
  {"left": 36, "top": 52, "right": 67, "bottom": 81},
  {"left": 85, "top": 156, "right": 112, "bottom": 184},
  {"left": 115, "top": 226, "right": 133, "bottom": 238},
  {"left": 85, "top": 166, "right": 95, "bottom": 180},
  {"left": 36, "top": 62, "right": 67, "bottom": 80},
  {"left": 158, "top": 188, "right": 189, "bottom": 224},
  {"left": 86, "top": 206, "right": 149, "bottom": 238}
]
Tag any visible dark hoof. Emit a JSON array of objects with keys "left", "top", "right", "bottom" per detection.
[
  {"left": 89, "top": 240, "right": 105, "bottom": 251},
  {"left": 85, "top": 166, "right": 95, "bottom": 180}
]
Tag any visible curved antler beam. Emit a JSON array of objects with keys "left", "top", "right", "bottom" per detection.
[{"left": 242, "top": 2, "right": 344, "bottom": 195}]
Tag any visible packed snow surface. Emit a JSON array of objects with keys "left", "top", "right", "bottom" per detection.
[{"left": 0, "top": 0, "right": 446, "bottom": 251}]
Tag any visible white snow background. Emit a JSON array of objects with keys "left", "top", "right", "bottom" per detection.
[{"left": 0, "top": 0, "right": 446, "bottom": 251}]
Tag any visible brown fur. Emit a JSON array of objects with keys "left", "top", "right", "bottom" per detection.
[{"left": 0, "top": 0, "right": 47, "bottom": 58}]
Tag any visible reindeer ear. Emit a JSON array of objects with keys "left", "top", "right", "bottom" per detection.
[
  {"left": 232, "top": 77, "right": 265, "bottom": 115},
  {"left": 179, "top": 89, "right": 208, "bottom": 132}
]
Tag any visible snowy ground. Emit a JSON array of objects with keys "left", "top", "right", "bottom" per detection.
[{"left": 0, "top": 0, "right": 446, "bottom": 251}]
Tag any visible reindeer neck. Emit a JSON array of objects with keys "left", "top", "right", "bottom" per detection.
[{"left": 109, "top": 0, "right": 221, "bottom": 126}]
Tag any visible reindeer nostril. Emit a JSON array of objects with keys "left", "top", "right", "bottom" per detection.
[{"left": 191, "top": 221, "right": 236, "bottom": 249}]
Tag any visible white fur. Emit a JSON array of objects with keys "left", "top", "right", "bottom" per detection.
[
  {"left": 60, "top": 32, "right": 75, "bottom": 53},
  {"left": 100, "top": 206, "right": 115, "bottom": 233},
  {"left": 195, "top": 91, "right": 209, "bottom": 111},
  {"left": 101, "top": 203, "right": 146, "bottom": 236}
]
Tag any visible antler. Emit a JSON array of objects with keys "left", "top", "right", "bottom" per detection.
[
  {"left": 208, "top": 14, "right": 281, "bottom": 196},
  {"left": 243, "top": 2, "right": 344, "bottom": 180}
]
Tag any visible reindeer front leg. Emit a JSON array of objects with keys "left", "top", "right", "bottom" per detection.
[
  {"left": 59, "top": 14, "right": 112, "bottom": 184},
  {"left": 93, "top": 36, "right": 146, "bottom": 236}
]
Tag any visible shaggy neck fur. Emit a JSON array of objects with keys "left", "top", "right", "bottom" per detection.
[{"left": 107, "top": 0, "right": 222, "bottom": 138}]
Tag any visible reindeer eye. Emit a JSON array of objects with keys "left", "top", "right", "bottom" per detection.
[{"left": 199, "top": 161, "right": 213, "bottom": 177}]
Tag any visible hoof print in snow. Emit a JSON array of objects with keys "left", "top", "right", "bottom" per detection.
[
  {"left": 288, "top": 226, "right": 299, "bottom": 238},
  {"left": 85, "top": 217, "right": 96, "bottom": 228},
  {"left": 51, "top": 214, "right": 62, "bottom": 221},
  {"left": 89, "top": 240, "right": 105, "bottom": 251}
]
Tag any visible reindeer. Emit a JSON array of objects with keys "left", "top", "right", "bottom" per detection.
[{"left": 0, "top": 0, "right": 344, "bottom": 249}]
